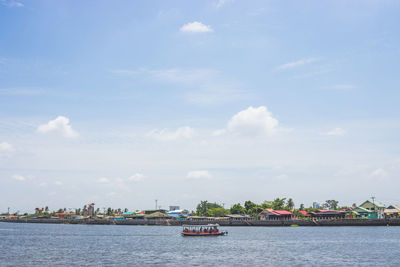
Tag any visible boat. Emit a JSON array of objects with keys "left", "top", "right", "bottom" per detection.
[{"left": 181, "top": 224, "right": 228, "bottom": 237}]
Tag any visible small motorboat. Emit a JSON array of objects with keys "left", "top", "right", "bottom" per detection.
[{"left": 181, "top": 224, "right": 228, "bottom": 237}]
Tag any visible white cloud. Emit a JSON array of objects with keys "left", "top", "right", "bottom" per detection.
[
  {"left": 98, "top": 177, "right": 110, "bottom": 183},
  {"left": 12, "top": 174, "right": 25, "bottom": 181},
  {"left": 276, "top": 58, "right": 317, "bottom": 70},
  {"left": 324, "top": 128, "right": 346, "bottom": 136},
  {"left": 39, "top": 182, "right": 48, "bottom": 187},
  {"left": 227, "top": 106, "right": 279, "bottom": 136},
  {"left": 0, "top": 87, "right": 45, "bottom": 96},
  {"left": 111, "top": 68, "right": 245, "bottom": 105},
  {"left": 148, "top": 126, "right": 195, "bottom": 141},
  {"left": 128, "top": 173, "right": 145, "bottom": 182},
  {"left": 212, "top": 129, "right": 226, "bottom": 136},
  {"left": 274, "top": 174, "right": 288, "bottom": 180},
  {"left": 371, "top": 168, "right": 388, "bottom": 178},
  {"left": 325, "top": 84, "right": 356, "bottom": 90},
  {"left": 115, "top": 178, "right": 124, "bottom": 183},
  {"left": 215, "top": 0, "right": 234, "bottom": 8},
  {"left": 0, "top": 142, "right": 14, "bottom": 152},
  {"left": 37, "top": 116, "right": 79, "bottom": 138},
  {"left": 1, "top": 0, "right": 24, "bottom": 7},
  {"left": 54, "top": 181, "right": 63, "bottom": 186},
  {"left": 187, "top": 170, "right": 212, "bottom": 180},
  {"left": 180, "top": 21, "right": 213, "bottom": 33}
]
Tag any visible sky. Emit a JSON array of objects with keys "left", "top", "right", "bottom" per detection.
[{"left": 1, "top": 0, "right": 400, "bottom": 213}]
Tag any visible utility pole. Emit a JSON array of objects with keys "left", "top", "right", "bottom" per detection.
[
  {"left": 371, "top": 196, "right": 376, "bottom": 219},
  {"left": 155, "top": 199, "right": 158, "bottom": 210}
]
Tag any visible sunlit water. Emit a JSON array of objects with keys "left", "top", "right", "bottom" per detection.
[{"left": 1, "top": 222, "right": 399, "bottom": 266}]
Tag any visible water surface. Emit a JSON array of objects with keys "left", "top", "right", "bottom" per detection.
[{"left": 0, "top": 223, "right": 399, "bottom": 266}]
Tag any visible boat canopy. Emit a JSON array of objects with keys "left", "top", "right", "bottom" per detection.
[{"left": 182, "top": 224, "right": 219, "bottom": 228}]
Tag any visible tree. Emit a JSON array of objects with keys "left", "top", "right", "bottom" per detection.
[
  {"left": 124, "top": 208, "right": 128, "bottom": 213},
  {"left": 207, "top": 208, "right": 229, "bottom": 217},
  {"left": 244, "top": 201, "right": 257, "bottom": 214},
  {"left": 299, "top": 204, "right": 305, "bottom": 210},
  {"left": 323, "top": 200, "right": 339, "bottom": 210},
  {"left": 260, "top": 201, "right": 272, "bottom": 209},
  {"left": 230, "top": 203, "right": 246, "bottom": 214},
  {"left": 286, "top": 198, "right": 295, "bottom": 210},
  {"left": 45, "top": 206, "right": 49, "bottom": 213},
  {"left": 107, "top": 207, "right": 113, "bottom": 216},
  {"left": 249, "top": 205, "right": 263, "bottom": 217},
  {"left": 272, "top": 198, "right": 286, "bottom": 210},
  {"left": 196, "top": 201, "right": 223, "bottom": 216},
  {"left": 196, "top": 201, "right": 209, "bottom": 216}
]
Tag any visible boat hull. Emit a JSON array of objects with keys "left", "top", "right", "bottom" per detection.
[{"left": 182, "top": 232, "right": 227, "bottom": 237}]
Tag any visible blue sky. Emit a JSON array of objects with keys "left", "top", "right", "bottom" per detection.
[{"left": 1, "top": 0, "right": 400, "bottom": 213}]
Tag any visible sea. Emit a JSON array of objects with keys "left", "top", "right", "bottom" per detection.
[{"left": 0, "top": 222, "right": 399, "bottom": 266}]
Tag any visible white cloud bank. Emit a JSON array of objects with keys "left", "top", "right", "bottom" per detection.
[
  {"left": 148, "top": 126, "right": 195, "bottom": 141},
  {"left": 276, "top": 58, "right": 317, "bottom": 70},
  {"left": 128, "top": 173, "right": 145, "bottom": 182},
  {"left": 371, "top": 168, "right": 388, "bottom": 178},
  {"left": 226, "top": 106, "right": 279, "bottom": 136},
  {"left": 180, "top": 22, "right": 213, "bottom": 33},
  {"left": 187, "top": 170, "right": 212, "bottom": 179},
  {"left": 325, "top": 128, "right": 346, "bottom": 136},
  {"left": 0, "top": 142, "right": 14, "bottom": 152},
  {"left": 98, "top": 177, "right": 110, "bottom": 183},
  {"left": 12, "top": 174, "right": 25, "bottom": 181},
  {"left": 37, "top": 116, "right": 79, "bottom": 138}
]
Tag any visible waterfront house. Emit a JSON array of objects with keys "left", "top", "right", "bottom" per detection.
[
  {"left": 187, "top": 216, "right": 229, "bottom": 221},
  {"left": 225, "top": 214, "right": 254, "bottom": 221},
  {"left": 259, "top": 209, "right": 295, "bottom": 221},
  {"left": 56, "top": 213, "right": 75, "bottom": 219},
  {"left": 144, "top": 209, "right": 168, "bottom": 215},
  {"left": 297, "top": 211, "right": 310, "bottom": 217},
  {"left": 309, "top": 210, "right": 346, "bottom": 220},
  {"left": 145, "top": 212, "right": 171, "bottom": 219},
  {"left": 167, "top": 209, "right": 189, "bottom": 219},
  {"left": 359, "top": 200, "right": 385, "bottom": 219},
  {"left": 384, "top": 205, "right": 400, "bottom": 218},
  {"left": 351, "top": 207, "right": 372, "bottom": 218}
]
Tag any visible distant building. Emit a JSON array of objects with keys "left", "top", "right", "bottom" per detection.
[
  {"left": 259, "top": 208, "right": 296, "bottom": 221},
  {"left": 359, "top": 200, "right": 385, "bottom": 219},
  {"left": 169, "top": 206, "right": 180, "bottom": 211},
  {"left": 88, "top": 203, "right": 95, "bottom": 217},
  {"left": 312, "top": 202, "right": 320, "bottom": 209},
  {"left": 384, "top": 205, "right": 400, "bottom": 218},
  {"left": 35, "top": 207, "right": 43, "bottom": 214},
  {"left": 308, "top": 210, "right": 346, "bottom": 220},
  {"left": 167, "top": 209, "right": 189, "bottom": 218}
]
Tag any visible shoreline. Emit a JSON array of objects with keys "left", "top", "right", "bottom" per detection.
[{"left": 2, "top": 218, "right": 400, "bottom": 226}]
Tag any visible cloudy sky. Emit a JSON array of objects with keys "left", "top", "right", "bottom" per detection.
[{"left": 1, "top": 0, "right": 399, "bottom": 213}]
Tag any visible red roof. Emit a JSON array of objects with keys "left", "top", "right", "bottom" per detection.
[
  {"left": 298, "top": 210, "right": 308, "bottom": 216},
  {"left": 316, "top": 209, "right": 330, "bottom": 212},
  {"left": 272, "top": 210, "right": 293, "bottom": 215}
]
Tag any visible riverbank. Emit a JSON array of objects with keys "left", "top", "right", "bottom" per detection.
[{"left": 2, "top": 217, "right": 400, "bottom": 226}]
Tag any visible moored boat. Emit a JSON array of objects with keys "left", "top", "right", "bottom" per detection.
[{"left": 181, "top": 224, "right": 228, "bottom": 237}]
